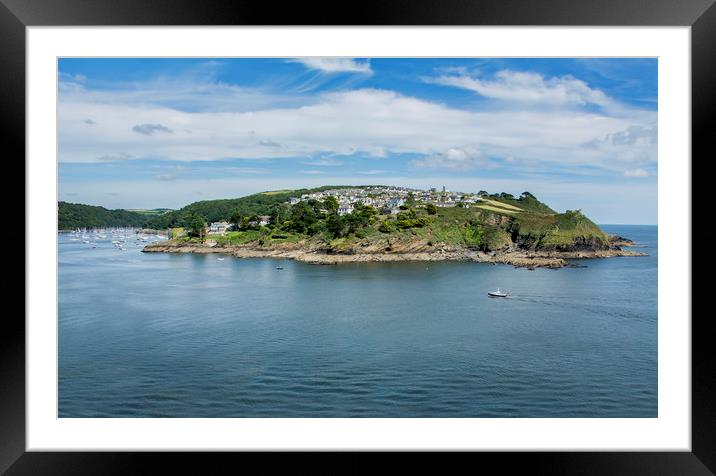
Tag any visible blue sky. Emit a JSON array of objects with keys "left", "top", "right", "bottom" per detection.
[{"left": 58, "top": 58, "right": 657, "bottom": 224}]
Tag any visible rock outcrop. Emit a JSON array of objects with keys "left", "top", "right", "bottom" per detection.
[{"left": 143, "top": 237, "right": 647, "bottom": 268}]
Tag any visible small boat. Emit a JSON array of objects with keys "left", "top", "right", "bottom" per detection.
[
  {"left": 488, "top": 288, "right": 509, "bottom": 298},
  {"left": 217, "top": 258, "right": 225, "bottom": 261},
  {"left": 276, "top": 266, "right": 284, "bottom": 270}
]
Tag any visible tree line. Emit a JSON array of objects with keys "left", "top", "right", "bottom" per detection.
[{"left": 58, "top": 202, "right": 147, "bottom": 230}]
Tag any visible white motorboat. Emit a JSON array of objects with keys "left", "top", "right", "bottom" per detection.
[{"left": 488, "top": 288, "right": 509, "bottom": 298}]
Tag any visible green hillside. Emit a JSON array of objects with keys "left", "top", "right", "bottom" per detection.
[
  {"left": 142, "top": 185, "right": 375, "bottom": 229},
  {"left": 58, "top": 202, "right": 147, "bottom": 230}
]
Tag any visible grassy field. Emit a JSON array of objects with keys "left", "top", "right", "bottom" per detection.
[
  {"left": 480, "top": 199, "right": 524, "bottom": 211},
  {"left": 126, "top": 208, "right": 174, "bottom": 215},
  {"left": 474, "top": 204, "right": 520, "bottom": 215}
]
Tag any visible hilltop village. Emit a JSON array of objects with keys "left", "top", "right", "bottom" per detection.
[
  {"left": 207, "top": 186, "right": 487, "bottom": 234},
  {"left": 289, "top": 186, "right": 484, "bottom": 215}
]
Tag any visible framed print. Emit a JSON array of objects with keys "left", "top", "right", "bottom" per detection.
[{"left": 5, "top": 0, "right": 712, "bottom": 472}]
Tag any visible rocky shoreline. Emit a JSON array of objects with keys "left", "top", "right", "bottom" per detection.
[{"left": 143, "top": 240, "right": 647, "bottom": 268}]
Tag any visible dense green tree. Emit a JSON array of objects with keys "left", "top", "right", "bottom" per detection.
[
  {"left": 57, "top": 202, "right": 148, "bottom": 230},
  {"left": 230, "top": 210, "right": 242, "bottom": 230},
  {"left": 187, "top": 215, "right": 207, "bottom": 238},
  {"left": 269, "top": 207, "right": 280, "bottom": 227},
  {"left": 426, "top": 203, "right": 438, "bottom": 215},
  {"left": 323, "top": 196, "right": 339, "bottom": 214},
  {"left": 354, "top": 203, "right": 377, "bottom": 218},
  {"left": 326, "top": 213, "right": 346, "bottom": 238},
  {"left": 247, "top": 215, "right": 261, "bottom": 230},
  {"left": 288, "top": 201, "right": 319, "bottom": 234},
  {"left": 378, "top": 221, "right": 394, "bottom": 233}
]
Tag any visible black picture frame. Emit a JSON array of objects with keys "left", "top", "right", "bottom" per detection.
[{"left": 5, "top": 0, "right": 710, "bottom": 472}]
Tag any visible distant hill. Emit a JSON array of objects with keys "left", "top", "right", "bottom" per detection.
[
  {"left": 57, "top": 186, "right": 370, "bottom": 230},
  {"left": 58, "top": 202, "right": 148, "bottom": 230}
]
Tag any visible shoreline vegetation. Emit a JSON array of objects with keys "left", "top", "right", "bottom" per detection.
[{"left": 134, "top": 185, "right": 648, "bottom": 269}]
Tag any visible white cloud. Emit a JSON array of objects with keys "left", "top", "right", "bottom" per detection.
[
  {"left": 583, "top": 125, "right": 657, "bottom": 166},
  {"left": 59, "top": 72, "right": 86, "bottom": 85},
  {"left": 59, "top": 75, "right": 314, "bottom": 113},
  {"left": 154, "top": 165, "right": 188, "bottom": 181},
  {"left": 97, "top": 153, "right": 134, "bottom": 162},
  {"left": 359, "top": 169, "right": 386, "bottom": 175},
  {"left": 623, "top": 168, "right": 650, "bottom": 178},
  {"left": 428, "top": 70, "right": 611, "bottom": 107},
  {"left": 258, "top": 138, "right": 281, "bottom": 147},
  {"left": 594, "top": 125, "right": 657, "bottom": 146},
  {"left": 291, "top": 58, "right": 372, "bottom": 74},
  {"left": 412, "top": 147, "right": 489, "bottom": 171},
  {"left": 301, "top": 170, "right": 324, "bottom": 175},
  {"left": 303, "top": 157, "right": 343, "bottom": 167},
  {"left": 132, "top": 123, "right": 173, "bottom": 135},
  {"left": 59, "top": 81, "right": 656, "bottom": 179}
]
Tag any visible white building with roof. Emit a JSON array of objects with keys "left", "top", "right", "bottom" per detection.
[
  {"left": 208, "top": 221, "right": 231, "bottom": 234},
  {"left": 338, "top": 204, "right": 354, "bottom": 216}
]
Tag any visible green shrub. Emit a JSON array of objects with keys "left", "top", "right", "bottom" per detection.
[{"left": 379, "top": 221, "right": 394, "bottom": 233}]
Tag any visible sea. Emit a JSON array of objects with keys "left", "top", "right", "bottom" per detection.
[{"left": 58, "top": 225, "right": 657, "bottom": 417}]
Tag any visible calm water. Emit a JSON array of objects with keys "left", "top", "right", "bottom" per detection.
[{"left": 59, "top": 225, "right": 657, "bottom": 417}]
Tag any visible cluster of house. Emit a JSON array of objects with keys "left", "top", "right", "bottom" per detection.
[
  {"left": 206, "top": 187, "right": 486, "bottom": 234},
  {"left": 289, "top": 186, "right": 483, "bottom": 216},
  {"left": 207, "top": 216, "right": 270, "bottom": 235}
]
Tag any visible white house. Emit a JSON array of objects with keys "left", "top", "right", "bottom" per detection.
[
  {"left": 208, "top": 221, "right": 231, "bottom": 234},
  {"left": 338, "top": 204, "right": 354, "bottom": 216},
  {"left": 387, "top": 197, "right": 405, "bottom": 208}
]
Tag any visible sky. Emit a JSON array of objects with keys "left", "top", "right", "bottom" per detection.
[{"left": 58, "top": 58, "right": 657, "bottom": 224}]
